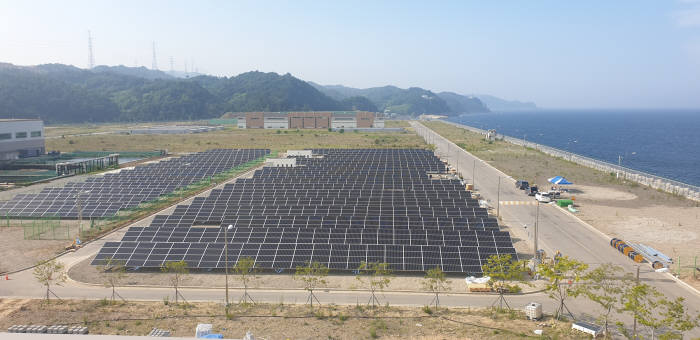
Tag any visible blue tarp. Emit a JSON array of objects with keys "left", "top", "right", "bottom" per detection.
[{"left": 548, "top": 176, "right": 573, "bottom": 185}]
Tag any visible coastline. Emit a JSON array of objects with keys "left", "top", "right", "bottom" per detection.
[{"left": 440, "top": 119, "right": 700, "bottom": 202}]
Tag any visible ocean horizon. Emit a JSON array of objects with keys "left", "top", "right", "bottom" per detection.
[{"left": 447, "top": 109, "right": 700, "bottom": 187}]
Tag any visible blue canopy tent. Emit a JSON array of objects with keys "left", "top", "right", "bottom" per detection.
[{"left": 548, "top": 176, "right": 573, "bottom": 185}]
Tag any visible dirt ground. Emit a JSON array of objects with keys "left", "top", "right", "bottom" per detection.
[
  {"left": 47, "top": 125, "right": 424, "bottom": 154},
  {"left": 0, "top": 221, "right": 84, "bottom": 273},
  {"left": 424, "top": 121, "right": 700, "bottom": 288},
  {"left": 0, "top": 298, "right": 586, "bottom": 339},
  {"left": 68, "top": 255, "right": 544, "bottom": 294}
]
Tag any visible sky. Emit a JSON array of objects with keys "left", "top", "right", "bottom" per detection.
[{"left": 1, "top": 0, "right": 700, "bottom": 109}]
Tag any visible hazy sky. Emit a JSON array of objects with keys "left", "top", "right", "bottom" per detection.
[{"left": 2, "top": 0, "right": 700, "bottom": 108}]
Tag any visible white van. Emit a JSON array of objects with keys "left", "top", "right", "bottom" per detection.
[{"left": 535, "top": 192, "right": 552, "bottom": 203}]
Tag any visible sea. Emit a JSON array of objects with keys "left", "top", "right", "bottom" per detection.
[{"left": 447, "top": 109, "right": 700, "bottom": 187}]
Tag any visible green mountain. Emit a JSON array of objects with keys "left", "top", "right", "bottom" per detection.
[
  {"left": 437, "top": 92, "right": 489, "bottom": 114},
  {"left": 309, "top": 82, "right": 489, "bottom": 115},
  {"left": 0, "top": 64, "right": 355, "bottom": 123},
  {"left": 190, "top": 72, "right": 342, "bottom": 112},
  {"left": 475, "top": 94, "right": 537, "bottom": 111}
]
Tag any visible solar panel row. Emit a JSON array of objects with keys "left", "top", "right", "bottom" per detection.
[
  {"left": 0, "top": 149, "right": 269, "bottom": 218},
  {"left": 93, "top": 149, "right": 517, "bottom": 274}
]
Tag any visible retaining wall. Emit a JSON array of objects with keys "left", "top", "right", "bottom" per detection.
[{"left": 439, "top": 120, "right": 700, "bottom": 202}]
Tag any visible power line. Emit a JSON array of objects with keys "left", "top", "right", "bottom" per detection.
[{"left": 87, "top": 30, "right": 95, "bottom": 69}]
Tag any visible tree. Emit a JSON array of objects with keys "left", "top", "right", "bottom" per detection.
[
  {"left": 355, "top": 261, "right": 393, "bottom": 307},
  {"left": 536, "top": 255, "right": 588, "bottom": 320},
  {"left": 33, "top": 259, "right": 67, "bottom": 302},
  {"left": 576, "top": 263, "right": 631, "bottom": 338},
  {"left": 97, "top": 257, "right": 127, "bottom": 303},
  {"left": 481, "top": 254, "right": 528, "bottom": 311},
  {"left": 294, "top": 261, "right": 329, "bottom": 308},
  {"left": 161, "top": 260, "right": 188, "bottom": 304},
  {"left": 233, "top": 257, "right": 259, "bottom": 305},
  {"left": 422, "top": 266, "right": 450, "bottom": 310},
  {"left": 619, "top": 283, "right": 699, "bottom": 340},
  {"left": 657, "top": 297, "right": 699, "bottom": 339}
]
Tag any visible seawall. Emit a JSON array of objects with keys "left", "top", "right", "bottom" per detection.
[{"left": 438, "top": 119, "right": 700, "bottom": 202}]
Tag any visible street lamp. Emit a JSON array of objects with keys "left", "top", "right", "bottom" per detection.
[
  {"left": 225, "top": 224, "right": 233, "bottom": 309},
  {"left": 75, "top": 190, "right": 90, "bottom": 235},
  {"left": 534, "top": 201, "right": 540, "bottom": 264}
]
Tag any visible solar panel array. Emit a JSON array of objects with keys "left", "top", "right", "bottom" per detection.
[
  {"left": 0, "top": 149, "right": 269, "bottom": 218},
  {"left": 93, "top": 149, "right": 517, "bottom": 274}
]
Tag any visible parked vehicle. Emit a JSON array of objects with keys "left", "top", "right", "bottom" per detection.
[
  {"left": 528, "top": 186, "right": 538, "bottom": 196},
  {"left": 515, "top": 180, "right": 529, "bottom": 190},
  {"left": 548, "top": 190, "right": 561, "bottom": 198},
  {"left": 535, "top": 192, "right": 552, "bottom": 203}
]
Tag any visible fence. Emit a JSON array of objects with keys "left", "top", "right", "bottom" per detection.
[
  {"left": 440, "top": 120, "right": 700, "bottom": 202},
  {"left": 73, "top": 153, "right": 273, "bottom": 241},
  {"left": 1, "top": 153, "right": 272, "bottom": 240}
]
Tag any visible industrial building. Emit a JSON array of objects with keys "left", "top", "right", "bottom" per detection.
[
  {"left": 236, "top": 111, "right": 384, "bottom": 129},
  {"left": 0, "top": 119, "right": 45, "bottom": 160}
]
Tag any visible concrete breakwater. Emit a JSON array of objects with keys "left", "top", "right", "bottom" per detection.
[{"left": 439, "top": 120, "right": 700, "bottom": 202}]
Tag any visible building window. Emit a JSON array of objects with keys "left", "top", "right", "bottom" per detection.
[
  {"left": 0, "top": 133, "right": 11, "bottom": 140},
  {"left": 31, "top": 131, "right": 42, "bottom": 137},
  {"left": 15, "top": 132, "right": 27, "bottom": 138}
]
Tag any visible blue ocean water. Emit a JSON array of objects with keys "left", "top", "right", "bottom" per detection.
[{"left": 447, "top": 110, "right": 700, "bottom": 187}]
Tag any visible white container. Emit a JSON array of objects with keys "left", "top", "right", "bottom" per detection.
[
  {"left": 525, "top": 302, "right": 542, "bottom": 320},
  {"left": 195, "top": 323, "right": 213, "bottom": 338}
]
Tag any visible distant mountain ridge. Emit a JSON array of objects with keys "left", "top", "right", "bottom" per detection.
[
  {"left": 0, "top": 62, "right": 536, "bottom": 123},
  {"left": 475, "top": 94, "right": 537, "bottom": 111},
  {"left": 309, "top": 82, "right": 489, "bottom": 115}
]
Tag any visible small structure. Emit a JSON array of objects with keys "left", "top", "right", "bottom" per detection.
[
  {"left": 287, "top": 150, "right": 313, "bottom": 158},
  {"left": 0, "top": 119, "right": 45, "bottom": 160},
  {"left": 56, "top": 154, "right": 119, "bottom": 176},
  {"left": 486, "top": 129, "right": 497, "bottom": 140},
  {"left": 525, "top": 302, "right": 543, "bottom": 320},
  {"left": 265, "top": 158, "right": 296, "bottom": 167},
  {"left": 572, "top": 321, "right": 603, "bottom": 337}
]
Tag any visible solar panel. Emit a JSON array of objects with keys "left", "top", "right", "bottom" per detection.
[
  {"left": 92, "top": 149, "right": 517, "bottom": 275},
  {"left": 0, "top": 149, "right": 269, "bottom": 218}
]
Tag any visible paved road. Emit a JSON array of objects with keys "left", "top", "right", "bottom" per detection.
[{"left": 411, "top": 121, "right": 700, "bottom": 337}]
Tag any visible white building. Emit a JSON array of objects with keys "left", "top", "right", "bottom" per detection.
[{"left": 0, "top": 119, "right": 45, "bottom": 160}]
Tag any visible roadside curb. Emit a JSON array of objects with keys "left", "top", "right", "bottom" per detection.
[
  {"left": 65, "top": 276, "right": 547, "bottom": 297},
  {"left": 556, "top": 201, "right": 700, "bottom": 298}
]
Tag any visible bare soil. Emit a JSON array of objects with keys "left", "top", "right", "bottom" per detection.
[
  {"left": 47, "top": 126, "right": 426, "bottom": 154},
  {"left": 0, "top": 298, "right": 586, "bottom": 339},
  {"left": 424, "top": 121, "right": 700, "bottom": 288}
]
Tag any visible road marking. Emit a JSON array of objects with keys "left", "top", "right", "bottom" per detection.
[{"left": 499, "top": 200, "right": 538, "bottom": 206}]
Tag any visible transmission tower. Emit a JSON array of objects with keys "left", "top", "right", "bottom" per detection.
[
  {"left": 151, "top": 41, "right": 158, "bottom": 70},
  {"left": 169, "top": 56, "right": 174, "bottom": 72},
  {"left": 87, "top": 30, "right": 95, "bottom": 69}
]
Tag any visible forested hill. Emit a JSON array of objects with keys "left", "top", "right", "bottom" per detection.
[
  {"left": 0, "top": 62, "right": 521, "bottom": 123},
  {"left": 0, "top": 63, "right": 357, "bottom": 123},
  {"left": 309, "top": 82, "right": 490, "bottom": 115}
]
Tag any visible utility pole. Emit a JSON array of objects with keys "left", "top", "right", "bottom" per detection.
[
  {"left": 225, "top": 224, "right": 233, "bottom": 311},
  {"left": 472, "top": 159, "right": 476, "bottom": 187},
  {"left": 633, "top": 265, "right": 639, "bottom": 339},
  {"left": 534, "top": 201, "right": 540, "bottom": 262},
  {"left": 617, "top": 155, "right": 623, "bottom": 179},
  {"left": 87, "top": 30, "right": 95, "bottom": 69},
  {"left": 151, "top": 41, "right": 158, "bottom": 70},
  {"left": 497, "top": 176, "right": 501, "bottom": 218}
]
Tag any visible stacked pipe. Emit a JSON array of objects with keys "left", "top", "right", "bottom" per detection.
[{"left": 610, "top": 238, "right": 644, "bottom": 263}]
